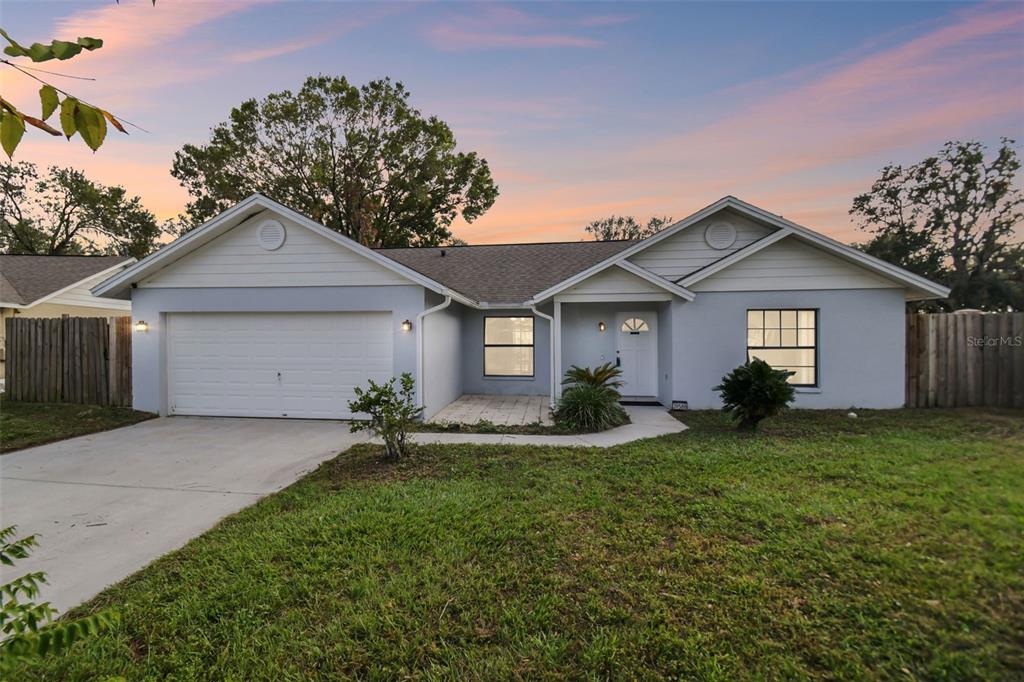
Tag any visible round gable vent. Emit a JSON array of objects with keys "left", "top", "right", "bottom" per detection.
[
  {"left": 704, "top": 222, "right": 736, "bottom": 250},
  {"left": 257, "top": 220, "right": 286, "bottom": 251}
]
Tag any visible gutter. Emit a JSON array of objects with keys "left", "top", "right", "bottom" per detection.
[
  {"left": 415, "top": 294, "right": 453, "bottom": 411},
  {"left": 530, "top": 304, "right": 556, "bottom": 409}
]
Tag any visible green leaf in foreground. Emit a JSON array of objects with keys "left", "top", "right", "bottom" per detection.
[
  {"left": 1, "top": 109, "right": 26, "bottom": 158},
  {"left": 39, "top": 85, "right": 59, "bottom": 121}
]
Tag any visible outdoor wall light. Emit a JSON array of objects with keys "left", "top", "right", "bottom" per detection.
[
  {"left": 401, "top": 319, "right": 413, "bottom": 333},
  {"left": 598, "top": 321, "right": 606, "bottom": 332},
  {"left": 134, "top": 320, "right": 149, "bottom": 333}
]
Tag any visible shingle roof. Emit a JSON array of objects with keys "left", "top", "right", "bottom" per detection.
[
  {"left": 377, "top": 240, "right": 637, "bottom": 304},
  {"left": 0, "top": 255, "right": 132, "bottom": 306}
]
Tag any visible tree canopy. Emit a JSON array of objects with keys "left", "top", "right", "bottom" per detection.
[
  {"left": 852, "top": 139, "right": 1023, "bottom": 311},
  {"left": 584, "top": 215, "right": 673, "bottom": 241},
  {"left": 0, "top": 161, "right": 163, "bottom": 258},
  {"left": 171, "top": 76, "right": 498, "bottom": 248}
]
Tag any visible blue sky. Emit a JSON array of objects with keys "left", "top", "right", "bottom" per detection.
[{"left": 4, "top": 1, "right": 1022, "bottom": 243}]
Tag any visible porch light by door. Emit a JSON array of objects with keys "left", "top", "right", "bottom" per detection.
[
  {"left": 401, "top": 319, "right": 413, "bottom": 333},
  {"left": 598, "top": 321, "right": 606, "bottom": 332},
  {"left": 134, "top": 320, "right": 149, "bottom": 333}
]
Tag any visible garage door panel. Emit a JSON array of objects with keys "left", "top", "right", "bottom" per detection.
[{"left": 168, "top": 312, "right": 394, "bottom": 419}]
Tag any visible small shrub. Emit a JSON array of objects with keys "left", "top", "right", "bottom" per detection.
[
  {"left": 555, "top": 363, "right": 628, "bottom": 432},
  {"left": 714, "top": 358, "right": 796, "bottom": 431},
  {"left": 1, "top": 527, "right": 117, "bottom": 675},
  {"left": 348, "top": 373, "right": 422, "bottom": 460}
]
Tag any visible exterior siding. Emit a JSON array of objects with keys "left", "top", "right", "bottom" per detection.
[
  {"left": 629, "top": 210, "right": 775, "bottom": 280},
  {"left": 421, "top": 298, "right": 464, "bottom": 419},
  {"left": 690, "top": 237, "right": 901, "bottom": 292},
  {"left": 461, "top": 308, "right": 551, "bottom": 396},
  {"left": 670, "top": 288, "right": 906, "bottom": 409},
  {"left": 140, "top": 211, "right": 413, "bottom": 289},
  {"left": 558, "top": 301, "right": 664, "bottom": 400},
  {"left": 557, "top": 265, "right": 670, "bottom": 301},
  {"left": 49, "top": 271, "right": 133, "bottom": 310},
  {"left": 130, "top": 286, "right": 424, "bottom": 415}
]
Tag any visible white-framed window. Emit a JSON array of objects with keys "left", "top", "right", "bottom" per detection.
[
  {"left": 484, "top": 316, "right": 534, "bottom": 377},
  {"left": 620, "top": 317, "right": 650, "bottom": 334},
  {"left": 746, "top": 309, "right": 817, "bottom": 386}
]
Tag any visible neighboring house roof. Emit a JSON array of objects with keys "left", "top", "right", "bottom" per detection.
[
  {"left": 0, "top": 255, "right": 133, "bottom": 308},
  {"left": 378, "top": 240, "right": 636, "bottom": 305}
]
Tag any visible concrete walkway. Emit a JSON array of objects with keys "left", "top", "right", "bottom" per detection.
[
  {"left": 412, "top": 405, "right": 686, "bottom": 447},
  {"left": 1, "top": 417, "right": 361, "bottom": 614}
]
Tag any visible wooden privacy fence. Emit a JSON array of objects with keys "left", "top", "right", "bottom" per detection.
[
  {"left": 906, "top": 312, "right": 1024, "bottom": 408},
  {"left": 4, "top": 316, "right": 132, "bottom": 406}
]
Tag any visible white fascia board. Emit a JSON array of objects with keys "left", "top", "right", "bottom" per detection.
[
  {"left": 91, "top": 195, "right": 267, "bottom": 298},
  {"left": 677, "top": 229, "right": 793, "bottom": 287},
  {"left": 91, "top": 194, "right": 470, "bottom": 301},
  {"left": 34, "top": 258, "right": 137, "bottom": 307},
  {"left": 614, "top": 260, "right": 696, "bottom": 301},
  {"left": 720, "top": 196, "right": 951, "bottom": 299}
]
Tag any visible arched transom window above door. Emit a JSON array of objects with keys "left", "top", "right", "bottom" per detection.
[{"left": 620, "top": 317, "right": 650, "bottom": 334}]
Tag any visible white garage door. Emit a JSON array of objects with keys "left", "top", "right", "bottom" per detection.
[{"left": 167, "top": 312, "right": 393, "bottom": 419}]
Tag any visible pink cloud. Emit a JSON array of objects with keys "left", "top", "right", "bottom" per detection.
[{"left": 424, "top": 6, "right": 602, "bottom": 51}]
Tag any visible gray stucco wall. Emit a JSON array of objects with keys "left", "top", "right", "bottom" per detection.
[
  {"left": 130, "top": 285, "right": 425, "bottom": 415},
  {"left": 421, "top": 298, "right": 464, "bottom": 419},
  {"left": 461, "top": 307, "right": 551, "bottom": 396},
  {"left": 558, "top": 301, "right": 665, "bottom": 401},
  {"left": 670, "top": 288, "right": 906, "bottom": 409}
]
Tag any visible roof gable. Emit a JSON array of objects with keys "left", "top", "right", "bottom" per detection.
[
  {"left": 93, "top": 195, "right": 462, "bottom": 302},
  {"left": 690, "top": 235, "right": 902, "bottom": 292},
  {"left": 628, "top": 207, "right": 777, "bottom": 280},
  {"left": 139, "top": 209, "right": 415, "bottom": 289},
  {"left": 537, "top": 196, "right": 950, "bottom": 302}
]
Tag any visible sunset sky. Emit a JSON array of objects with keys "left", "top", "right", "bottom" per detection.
[{"left": 3, "top": 0, "right": 1023, "bottom": 245}]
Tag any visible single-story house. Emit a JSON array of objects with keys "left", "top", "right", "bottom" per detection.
[
  {"left": 93, "top": 194, "right": 949, "bottom": 419},
  {"left": 1, "top": 255, "right": 134, "bottom": 368}
]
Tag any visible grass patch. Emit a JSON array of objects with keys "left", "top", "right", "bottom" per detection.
[
  {"left": 0, "top": 395, "right": 155, "bottom": 453},
  {"left": 14, "top": 408, "right": 1024, "bottom": 679}
]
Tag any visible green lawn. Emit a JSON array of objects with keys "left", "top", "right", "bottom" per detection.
[
  {"left": 15, "top": 409, "right": 1024, "bottom": 680},
  {"left": 0, "top": 396, "right": 155, "bottom": 453}
]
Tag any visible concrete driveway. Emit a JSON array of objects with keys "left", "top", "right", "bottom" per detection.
[{"left": 1, "top": 417, "right": 365, "bottom": 613}]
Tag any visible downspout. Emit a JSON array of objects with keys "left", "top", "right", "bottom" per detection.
[
  {"left": 530, "top": 304, "right": 556, "bottom": 409},
  {"left": 416, "top": 294, "right": 452, "bottom": 413}
]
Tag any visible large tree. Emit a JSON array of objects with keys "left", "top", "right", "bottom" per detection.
[
  {"left": 852, "top": 139, "right": 1023, "bottom": 311},
  {"left": 0, "top": 161, "right": 162, "bottom": 258},
  {"left": 171, "top": 76, "right": 498, "bottom": 248},
  {"left": 585, "top": 215, "right": 673, "bottom": 241}
]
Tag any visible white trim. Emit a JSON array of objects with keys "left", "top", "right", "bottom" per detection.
[
  {"left": 530, "top": 304, "right": 556, "bottom": 408},
  {"left": 554, "top": 293, "right": 672, "bottom": 303},
  {"left": 531, "top": 261, "right": 695, "bottom": 304},
  {"left": 677, "top": 229, "right": 792, "bottom": 287},
  {"left": 18, "top": 259, "right": 135, "bottom": 308},
  {"left": 415, "top": 295, "right": 452, "bottom": 410},
  {"left": 615, "top": 260, "right": 696, "bottom": 301},
  {"left": 90, "top": 195, "right": 476, "bottom": 306},
  {"left": 529, "top": 196, "right": 949, "bottom": 302}
]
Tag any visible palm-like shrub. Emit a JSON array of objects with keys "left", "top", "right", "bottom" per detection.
[
  {"left": 561, "top": 362, "right": 624, "bottom": 392},
  {"left": 554, "top": 362, "right": 628, "bottom": 432},
  {"left": 714, "top": 358, "right": 796, "bottom": 431}
]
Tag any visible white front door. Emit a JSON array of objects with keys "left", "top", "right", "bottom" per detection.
[
  {"left": 166, "top": 312, "right": 393, "bottom": 419},
  {"left": 614, "top": 312, "right": 658, "bottom": 398}
]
